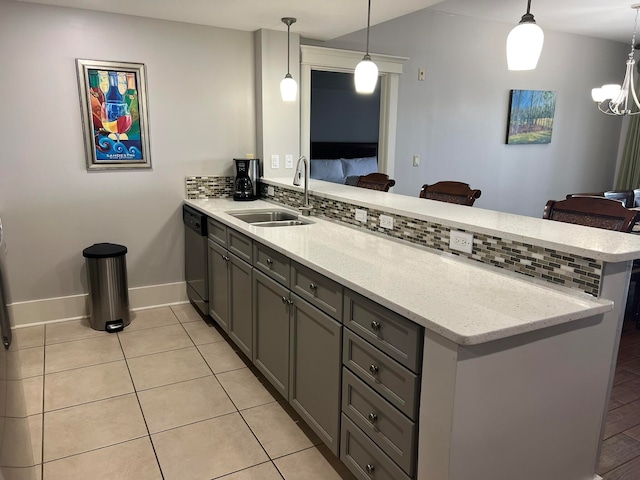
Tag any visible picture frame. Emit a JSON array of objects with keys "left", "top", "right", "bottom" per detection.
[
  {"left": 76, "top": 59, "right": 152, "bottom": 170},
  {"left": 506, "top": 89, "right": 557, "bottom": 145}
]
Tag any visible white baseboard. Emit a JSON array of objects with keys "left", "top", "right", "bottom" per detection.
[{"left": 8, "top": 282, "right": 188, "bottom": 328}]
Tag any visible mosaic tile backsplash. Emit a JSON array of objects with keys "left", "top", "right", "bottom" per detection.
[
  {"left": 259, "top": 183, "right": 603, "bottom": 297},
  {"left": 186, "top": 176, "right": 234, "bottom": 199}
]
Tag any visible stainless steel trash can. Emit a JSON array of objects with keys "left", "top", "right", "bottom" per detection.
[{"left": 83, "top": 243, "right": 130, "bottom": 333}]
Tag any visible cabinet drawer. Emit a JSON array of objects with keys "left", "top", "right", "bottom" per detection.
[
  {"left": 253, "top": 242, "right": 290, "bottom": 288},
  {"left": 207, "top": 218, "right": 227, "bottom": 247},
  {"left": 291, "top": 262, "right": 343, "bottom": 321},
  {"left": 227, "top": 229, "right": 252, "bottom": 264},
  {"left": 344, "top": 290, "right": 423, "bottom": 373},
  {"left": 342, "top": 368, "right": 416, "bottom": 476},
  {"left": 340, "top": 414, "right": 411, "bottom": 480},
  {"left": 343, "top": 329, "right": 419, "bottom": 421}
]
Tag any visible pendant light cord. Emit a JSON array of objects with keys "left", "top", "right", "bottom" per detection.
[
  {"left": 365, "top": 0, "right": 371, "bottom": 56},
  {"left": 526, "top": 0, "right": 531, "bottom": 15},
  {"left": 287, "top": 22, "right": 291, "bottom": 75}
]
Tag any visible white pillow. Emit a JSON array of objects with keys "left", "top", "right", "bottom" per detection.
[
  {"left": 341, "top": 157, "right": 378, "bottom": 177},
  {"left": 310, "top": 159, "right": 345, "bottom": 183}
]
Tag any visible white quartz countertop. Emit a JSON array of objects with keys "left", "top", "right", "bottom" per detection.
[
  {"left": 185, "top": 198, "right": 613, "bottom": 346},
  {"left": 262, "top": 177, "right": 640, "bottom": 262}
]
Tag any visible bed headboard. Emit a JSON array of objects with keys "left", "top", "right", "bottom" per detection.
[{"left": 310, "top": 142, "right": 378, "bottom": 160}]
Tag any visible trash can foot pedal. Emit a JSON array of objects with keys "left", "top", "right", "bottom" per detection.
[{"left": 105, "top": 320, "right": 124, "bottom": 333}]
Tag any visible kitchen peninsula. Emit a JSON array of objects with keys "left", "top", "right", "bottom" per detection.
[{"left": 185, "top": 177, "right": 640, "bottom": 480}]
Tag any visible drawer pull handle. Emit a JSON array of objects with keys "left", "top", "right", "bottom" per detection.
[
  {"left": 369, "top": 364, "right": 379, "bottom": 375},
  {"left": 222, "top": 255, "right": 230, "bottom": 262},
  {"left": 281, "top": 296, "right": 288, "bottom": 304},
  {"left": 366, "top": 464, "right": 375, "bottom": 475},
  {"left": 368, "top": 412, "right": 377, "bottom": 424},
  {"left": 371, "top": 321, "right": 381, "bottom": 331},
  {"left": 287, "top": 299, "right": 294, "bottom": 306},
  {"left": 309, "top": 283, "right": 317, "bottom": 290},
  {"left": 266, "top": 258, "right": 273, "bottom": 266}
]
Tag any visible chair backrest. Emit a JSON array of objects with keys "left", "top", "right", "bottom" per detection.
[
  {"left": 566, "top": 189, "right": 640, "bottom": 208},
  {"left": 543, "top": 196, "right": 640, "bottom": 232},
  {"left": 356, "top": 173, "right": 396, "bottom": 192},
  {"left": 419, "top": 181, "right": 481, "bottom": 206}
]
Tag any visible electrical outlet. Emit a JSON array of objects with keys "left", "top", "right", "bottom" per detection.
[
  {"left": 355, "top": 209, "right": 367, "bottom": 222},
  {"left": 412, "top": 154, "right": 420, "bottom": 167},
  {"left": 271, "top": 154, "right": 280, "bottom": 169},
  {"left": 418, "top": 68, "right": 425, "bottom": 81},
  {"left": 449, "top": 230, "right": 474, "bottom": 254},
  {"left": 267, "top": 185, "right": 275, "bottom": 196},
  {"left": 285, "top": 154, "right": 293, "bottom": 168},
  {"left": 379, "top": 214, "right": 394, "bottom": 229}
]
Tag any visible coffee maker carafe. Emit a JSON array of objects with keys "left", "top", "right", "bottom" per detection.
[{"left": 233, "top": 158, "right": 260, "bottom": 201}]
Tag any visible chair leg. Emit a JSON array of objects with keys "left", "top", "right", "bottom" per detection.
[{"left": 634, "top": 277, "right": 640, "bottom": 330}]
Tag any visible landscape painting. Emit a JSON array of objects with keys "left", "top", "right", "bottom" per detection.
[{"left": 506, "top": 89, "right": 557, "bottom": 145}]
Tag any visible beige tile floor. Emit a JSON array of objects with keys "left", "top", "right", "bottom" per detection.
[{"left": 8, "top": 304, "right": 357, "bottom": 480}]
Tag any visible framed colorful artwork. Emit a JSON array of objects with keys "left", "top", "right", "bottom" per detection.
[
  {"left": 506, "top": 89, "right": 557, "bottom": 145},
  {"left": 76, "top": 59, "right": 151, "bottom": 170}
]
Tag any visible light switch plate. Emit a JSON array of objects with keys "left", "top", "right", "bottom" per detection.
[
  {"left": 271, "top": 154, "right": 280, "bottom": 169},
  {"left": 355, "top": 209, "right": 367, "bottom": 222},
  {"left": 379, "top": 215, "right": 394, "bottom": 229},
  {"left": 285, "top": 154, "right": 294, "bottom": 169},
  {"left": 412, "top": 154, "right": 420, "bottom": 167},
  {"left": 267, "top": 185, "right": 275, "bottom": 196}
]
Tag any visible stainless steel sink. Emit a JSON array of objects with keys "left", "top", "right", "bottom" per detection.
[{"left": 227, "top": 209, "right": 314, "bottom": 227}]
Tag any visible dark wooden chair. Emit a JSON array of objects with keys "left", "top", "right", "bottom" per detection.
[
  {"left": 544, "top": 196, "right": 640, "bottom": 328},
  {"left": 356, "top": 173, "right": 396, "bottom": 192},
  {"left": 419, "top": 181, "right": 481, "bottom": 206},
  {"left": 543, "top": 196, "right": 640, "bottom": 232}
]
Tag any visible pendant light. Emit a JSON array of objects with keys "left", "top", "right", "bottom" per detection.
[
  {"left": 506, "top": 0, "right": 544, "bottom": 71},
  {"left": 354, "top": 0, "right": 378, "bottom": 94},
  {"left": 592, "top": 5, "right": 640, "bottom": 116},
  {"left": 280, "top": 17, "right": 297, "bottom": 102}
]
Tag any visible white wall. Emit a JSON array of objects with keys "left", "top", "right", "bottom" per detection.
[
  {"left": 255, "top": 29, "right": 300, "bottom": 178},
  {"left": 325, "top": 9, "right": 627, "bottom": 217},
  {"left": 0, "top": 1, "right": 255, "bottom": 304}
]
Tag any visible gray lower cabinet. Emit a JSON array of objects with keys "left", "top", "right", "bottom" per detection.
[
  {"left": 207, "top": 238, "right": 253, "bottom": 358},
  {"left": 253, "top": 270, "right": 290, "bottom": 397},
  {"left": 228, "top": 254, "right": 252, "bottom": 358},
  {"left": 208, "top": 239, "right": 229, "bottom": 333},
  {"left": 290, "top": 293, "right": 342, "bottom": 455}
]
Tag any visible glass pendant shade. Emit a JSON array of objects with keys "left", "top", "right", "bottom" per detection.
[
  {"left": 355, "top": 57, "right": 379, "bottom": 94},
  {"left": 280, "top": 74, "right": 297, "bottom": 102},
  {"left": 507, "top": 22, "right": 544, "bottom": 70}
]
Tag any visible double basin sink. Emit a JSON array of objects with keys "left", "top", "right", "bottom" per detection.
[{"left": 227, "top": 209, "right": 314, "bottom": 227}]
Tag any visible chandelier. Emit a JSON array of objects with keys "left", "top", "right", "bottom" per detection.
[{"left": 592, "top": 5, "right": 640, "bottom": 116}]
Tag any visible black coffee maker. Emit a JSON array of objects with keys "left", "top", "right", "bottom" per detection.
[{"left": 233, "top": 158, "right": 260, "bottom": 201}]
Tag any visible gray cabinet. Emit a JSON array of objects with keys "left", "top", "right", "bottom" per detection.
[
  {"left": 208, "top": 239, "right": 229, "bottom": 333},
  {"left": 207, "top": 236, "right": 253, "bottom": 358},
  {"left": 290, "top": 293, "right": 342, "bottom": 455},
  {"left": 228, "top": 254, "right": 252, "bottom": 358},
  {"left": 253, "top": 270, "right": 290, "bottom": 397}
]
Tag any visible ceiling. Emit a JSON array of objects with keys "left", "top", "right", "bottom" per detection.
[{"left": 12, "top": 0, "right": 638, "bottom": 44}]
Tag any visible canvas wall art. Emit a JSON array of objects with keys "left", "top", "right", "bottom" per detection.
[
  {"left": 506, "top": 89, "right": 557, "bottom": 145},
  {"left": 76, "top": 59, "right": 151, "bottom": 170}
]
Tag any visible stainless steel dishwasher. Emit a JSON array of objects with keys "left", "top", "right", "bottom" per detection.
[{"left": 183, "top": 205, "right": 208, "bottom": 316}]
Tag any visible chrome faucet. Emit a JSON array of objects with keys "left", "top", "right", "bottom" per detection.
[{"left": 293, "top": 155, "right": 312, "bottom": 216}]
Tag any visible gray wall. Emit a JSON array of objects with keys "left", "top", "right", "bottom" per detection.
[
  {"left": 325, "top": 9, "right": 627, "bottom": 217},
  {"left": 0, "top": 1, "right": 255, "bottom": 302}
]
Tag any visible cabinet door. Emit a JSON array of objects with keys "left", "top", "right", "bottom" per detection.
[
  {"left": 290, "top": 294, "right": 342, "bottom": 455},
  {"left": 228, "top": 253, "right": 253, "bottom": 358},
  {"left": 208, "top": 239, "right": 229, "bottom": 333},
  {"left": 253, "top": 270, "right": 290, "bottom": 398}
]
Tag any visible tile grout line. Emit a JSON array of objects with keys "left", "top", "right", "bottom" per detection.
[{"left": 115, "top": 329, "right": 166, "bottom": 480}]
